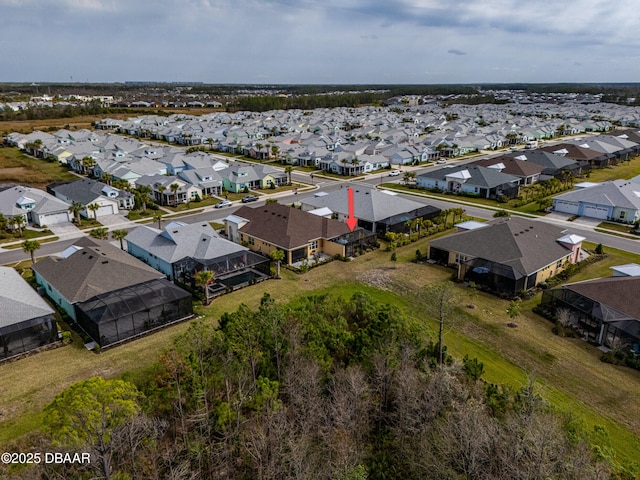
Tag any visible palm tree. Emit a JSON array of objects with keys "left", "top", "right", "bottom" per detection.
[
  {"left": 135, "top": 185, "right": 152, "bottom": 211},
  {"left": 194, "top": 270, "right": 215, "bottom": 305},
  {"left": 89, "top": 227, "right": 109, "bottom": 240},
  {"left": 10, "top": 215, "right": 25, "bottom": 237},
  {"left": 157, "top": 185, "right": 167, "bottom": 206},
  {"left": 100, "top": 173, "right": 113, "bottom": 186},
  {"left": 113, "top": 179, "right": 130, "bottom": 191},
  {"left": 68, "top": 201, "right": 84, "bottom": 224},
  {"left": 87, "top": 203, "right": 100, "bottom": 220},
  {"left": 111, "top": 229, "right": 128, "bottom": 250},
  {"left": 22, "top": 239, "right": 41, "bottom": 263},
  {"left": 284, "top": 166, "right": 293, "bottom": 186},
  {"left": 153, "top": 212, "right": 163, "bottom": 230},
  {"left": 270, "top": 249, "right": 285, "bottom": 279},
  {"left": 271, "top": 145, "right": 281, "bottom": 162},
  {"left": 81, "top": 156, "right": 96, "bottom": 176},
  {"left": 170, "top": 183, "right": 180, "bottom": 205},
  {"left": 255, "top": 143, "right": 263, "bottom": 160}
]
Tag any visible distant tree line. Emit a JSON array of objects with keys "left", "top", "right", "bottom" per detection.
[{"left": 5, "top": 292, "right": 626, "bottom": 480}]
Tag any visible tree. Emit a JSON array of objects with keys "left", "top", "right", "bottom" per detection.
[
  {"left": 270, "top": 249, "right": 285, "bottom": 279},
  {"left": 111, "top": 229, "right": 128, "bottom": 250},
  {"left": 81, "top": 156, "right": 96, "bottom": 176},
  {"left": 506, "top": 299, "right": 521, "bottom": 324},
  {"left": 422, "top": 282, "right": 457, "bottom": 365},
  {"left": 101, "top": 173, "right": 113, "bottom": 186},
  {"left": 170, "top": 183, "right": 180, "bottom": 205},
  {"left": 153, "top": 211, "right": 163, "bottom": 230},
  {"left": 68, "top": 200, "right": 84, "bottom": 224},
  {"left": 195, "top": 270, "right": 215, "bottom": 305},
  {"left": 135, "top": 185, "right": 152, "bottom": 211},
  {"left": 10, "top": 215, "right": 26, "bottom": 237},
  {"left": 90, "top": 227, "right": 109, "bottom": 240},
  {"left": 284, "top": 165, "right": 293, "bottom": 185},
  {"left": 271, "top": 145, "right": 280, "bottom": 162},
  {"left": 42, "top": 377, "right": 142, "bottom": 480},
  {"left": 157, "top": 185, "right": 167, "bottom": 206},
  {"left": 87, "top": 202, "right": 100, "bottom": 220},
  {"left": 255, "top": 143, "right": 264, "bottom": 159},
  {"left": 403, "top": 171, "right": 416, "bottom": 185},
  {"left": 22, "top": 239, "right": 41, "bottom": 263}
]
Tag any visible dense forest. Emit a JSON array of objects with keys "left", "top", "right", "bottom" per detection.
[{"left": 4, "top": 292, "right": 616, "bottom": 480}]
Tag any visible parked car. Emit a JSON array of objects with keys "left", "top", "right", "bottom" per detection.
[
  {"left": 389, "top": 170, "right": 401, "bottom": 176},
  {"left": 214, "top": 199, "right": 233, "bottom": 208},
  {"left": 436, "top": 159, "right": 447, "bottom": 164},
  {"left": 241, "top": 195, "right": 259, "bottom": 203}
]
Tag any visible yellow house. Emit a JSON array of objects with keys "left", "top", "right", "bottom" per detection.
[
  {"left": 427, "top": 217, "right": 585, "bottom": 296},
  {"left": 225, "top": 204, "right": 374, "bottom": 265}
]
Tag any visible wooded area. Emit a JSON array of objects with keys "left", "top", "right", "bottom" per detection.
[{"left": 5, "top": 292, "right": 614, "bottom": 479}]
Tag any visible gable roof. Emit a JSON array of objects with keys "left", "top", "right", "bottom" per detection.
[
  {"left": 429, "top": 217, "right": 574, "bottom": 277},
  {"left": 300, "top": 186, "right": 430, "bottom": 222},
  {"left": 32, "top": 237, "right": 164, "bottom": 304},
  {"left": 553, "top": 180, "right": 640, "bottom": 210},
  {"left": 0, "top": 267, "right": 55, "bottom": 328},
  {"left": 471, "top": 156, "right": 545, "bottom": 177},
  {"left": 125, "top": 221, "right": 248, "bottom": 263},
  {"left": 418, "top": 164, "right": 520, "bottom": 187},
  {"left": 232, "top": 203, "right": 352, "bottom": 250}
]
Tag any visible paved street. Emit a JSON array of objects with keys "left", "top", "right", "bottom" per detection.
[{"left": 2, "top": 164, "right": 640, "bottom": 265}]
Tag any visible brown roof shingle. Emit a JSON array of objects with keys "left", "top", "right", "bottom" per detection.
[{"left": 234, "top": 203, "right": 352, "bottom": 250}]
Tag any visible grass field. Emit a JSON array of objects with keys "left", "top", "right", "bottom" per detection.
[
  {"left": 1, "top": 237, "right": 639, "bottom": 466},
  {"left": 0, "top": 146, "right": 77, "bottom": 189}
]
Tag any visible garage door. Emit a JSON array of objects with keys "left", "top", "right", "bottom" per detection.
[
  {"left": 583, "top": 204, "right": 609, "bottom": 220},
  {"left": 96, "top": 205, "right": 116, "bottom": 217},
  {"left": 553, "top": 200, "right": 579, "bottom": 215},
  {"left": 39, "top": 212, "right": 70, "bottom": 225}
]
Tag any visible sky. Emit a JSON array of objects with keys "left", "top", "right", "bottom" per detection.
[{"left": 2, "top": 0, "right": 640, "bottom": 84}]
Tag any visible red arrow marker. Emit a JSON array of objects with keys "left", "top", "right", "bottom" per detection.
[{"left": 346, "top": 187, "right": 358, "bottom": 232}]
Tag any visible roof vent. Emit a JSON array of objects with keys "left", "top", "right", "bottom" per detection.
[
  {"left": 88, "top": 255, "right": 94, "bottom": 259},
  {"left": 102, "top": 260, "right": 108, "bottom": 264}
]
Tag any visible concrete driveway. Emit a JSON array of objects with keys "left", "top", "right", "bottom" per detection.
[{"left": 48, "top": 222, "right": 81, "bottom": 236}]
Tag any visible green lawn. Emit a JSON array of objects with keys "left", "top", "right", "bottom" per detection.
[
  {"left": 585, "top": 157, "right": 640, "bottom": 182},
  {"left": 1, "top": 236, "right": 639, "bottom": 467}
]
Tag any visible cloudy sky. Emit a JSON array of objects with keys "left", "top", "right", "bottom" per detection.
[{"left": 1, "top": 0, "right": 639, "bottom": 84}]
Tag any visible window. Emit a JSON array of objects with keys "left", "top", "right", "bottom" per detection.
[
  {"left": 620, "top": 211, "right": 626, "bottom": 219},
  {"left": 248, "top": 237, "right": 254, "bottom": 245},
  {"left": 310, "top": 240, "right": 318, "bottom": 250},
  {"left": 455, "top": 253, "right": 468, "bottom": 264}
]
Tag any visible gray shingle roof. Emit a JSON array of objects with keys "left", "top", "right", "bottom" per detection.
[
  {"left": 418, "top": 165, "right": 520, "bottom": 188},
  {"left": 0, "top": 267, "right": 55, "bottom": 328},
  {"left": 32, "top": 237, "right": 164, "bottom": 304},
  {"left": 553, "top": 180, "right": 640, "bottom": 210},
  {"left": 429, "top": 217, "right": 574, "bottom": 277},
  {"left": 125, "top": 222, "right": 248, "bottom": 264},
  {"left": 300, "top": 186, "right": 427, "bottom": 222}
]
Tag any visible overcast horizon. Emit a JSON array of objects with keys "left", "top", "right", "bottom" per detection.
[{"left": 2, "top": 0, "right": 640, "bottom": 85}]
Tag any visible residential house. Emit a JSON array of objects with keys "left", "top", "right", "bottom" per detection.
[
  {"left": 470, "top": 157, "right": 545, "bottom": 185},
  {"left": 135, "top": 174, "right": 202, "bottom": 206},
  {"left": 125, "top": 221, "right": 270, "bottom": 287},
  {"left": 223, "top": 164, "right": 287, "bottom": 193},
  {"left": 300, "top": 186, "right": 441, "bottom": 235},
  {"left": 48, "top": 178, "right": 134, "bottom": 217},
  {"left": 0, "top": 266, "right": 57, "bottom": 361},
  {"left": 225, "top": 203, "right": 377, "bottom": 265},
  {"left": 32, "top": 237, "right": 193, "bottom": 347},
  {"left": 552, "top": 180, "right": 640, "bottom": 223},
  {"left": 416, "top": 165, "right": 521, "bottom": 199},
  {"left": 505, "top": 150, "right": 587, "bottom": 178},
  {"left": 427, "top": 217, "right": 585, "bottom": 296},
  {"left": 541, "top": 276, "right": 640, "bottom": 348},
  {"left": 0, "top": 185, "right": 72, "bottom": 227}
]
